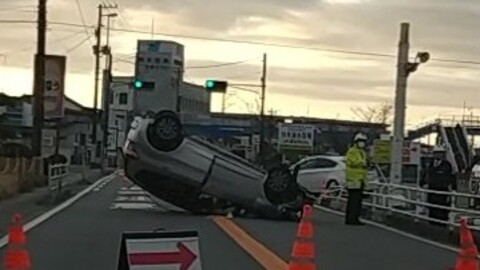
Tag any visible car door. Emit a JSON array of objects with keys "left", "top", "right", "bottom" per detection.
[{"left": 296, "top": 158, "right": 338, "bottom": 193}]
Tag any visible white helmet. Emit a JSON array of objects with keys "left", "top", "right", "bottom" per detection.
[
  {"left": 354, "top": 133, "right": 367, "bottom": 142},
  {"left": 433, "top": 145, "right": 446, "bottom": 153}
]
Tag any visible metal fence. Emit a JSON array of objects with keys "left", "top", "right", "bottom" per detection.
[
  {"left": 317, "top": 181, "right": 480, "bottom": 231},
  {"left": 47, "top": 162, "right": 69, "bottom": 192}
]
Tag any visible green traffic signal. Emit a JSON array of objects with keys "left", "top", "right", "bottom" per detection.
[
  {"left": 133, "top": 79, "right": 143, "bottom": 89},
  {"left": 204, "top": 80, "right": 228, "bottom": 93},
  {"left": 205, "top": 80, "right": 215, "bottom": 89}
]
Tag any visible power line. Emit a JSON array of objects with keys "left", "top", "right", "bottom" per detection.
[
  {"left": 47, "top": 21, "right": 480, "bottom": 67},
  {"left": 66, "top": 36, "right": 90, "bottom": 53},
  {"left": 4, "top": 19, "right": 480, "bottom": 67},
  {"left": 0, "top": 19, "right": 35, "bottom": 24},
  {"left": 73, "top": 0, "right": 93, "bottom": 46},
  {"left": 186, "top": 58, "right": 259, "bottom": 69},
  {"left": 1, "top": 30, "right": 85, "bottom": 56}
]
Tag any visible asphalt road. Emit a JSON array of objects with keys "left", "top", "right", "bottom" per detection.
[
  {"left": 4, "top": 176, "right": 261, "bottom": 270},
  {"left": 1, "top": 173, "right": 461, "bottom": 270},
  {"left": 237, "top": 210, "right": 458, "bottom": 270}
]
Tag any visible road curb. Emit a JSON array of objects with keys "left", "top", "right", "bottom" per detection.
[{"left": 0, "top": 173, "right": 117, "bottom": 248}]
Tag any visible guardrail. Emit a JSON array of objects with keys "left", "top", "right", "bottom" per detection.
[
  {"left": 48, "top": 162, "right": 69, "bottom": 193},
  {"left": 316, "top": 181, "right": 480, "bottom": 231}
]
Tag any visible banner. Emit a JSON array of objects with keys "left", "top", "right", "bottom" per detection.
[
  {"left": 43, "top": 55, "right": 66, "bottom": 119},
  {"left": 278, "top": 123, "right": 315, "bottom": 150}
]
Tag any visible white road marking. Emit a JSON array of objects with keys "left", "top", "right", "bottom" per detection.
[
  {"left": 0, "top": 173, "right": 117, "bottom": 248},
  {"left": 314, "top": 205, "right": 462, "bottom": 255}
]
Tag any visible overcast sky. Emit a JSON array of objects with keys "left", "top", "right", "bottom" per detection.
[{"left": 1, "top": 0, "right": 480, "bottom": 126}]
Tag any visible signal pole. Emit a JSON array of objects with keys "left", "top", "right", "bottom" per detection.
[
  {"left": 390, "top": 23, "right": 410, "bottom": 185},
  {"left": 259, "top": 53, "right": 267, "bottom": 166},
  {"left": 91, "top": 4, "right": 103, "bottom": 158},
  {"left": 32, "top": 0, "right": 47, "bottom": 156},
  {"left": 389, "top": 23, "right": 430, "bottom": 184}
]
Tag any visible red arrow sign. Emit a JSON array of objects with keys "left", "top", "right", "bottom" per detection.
[{"left": 129, "top": 242, "right": 197, "bottom": 270}]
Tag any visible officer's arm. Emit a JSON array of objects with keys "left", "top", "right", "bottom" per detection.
[{"left": 346, "top": 150, "right": 365, "bottom": 169}]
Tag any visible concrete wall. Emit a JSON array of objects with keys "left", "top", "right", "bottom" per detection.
[{"left": 0, "top": 157, "right": 44, "bottom": 199}]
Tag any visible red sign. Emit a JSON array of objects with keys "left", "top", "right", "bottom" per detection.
[{"left": 129, "top": 242, "right": 197, "bottom": 270}]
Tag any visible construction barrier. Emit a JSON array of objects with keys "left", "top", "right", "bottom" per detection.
[
  {"left": 3, "top": 214, "right": 31, "bottom": 270},
  {"left": 289, "top": 204, "right": 316, "bottom": 270}
]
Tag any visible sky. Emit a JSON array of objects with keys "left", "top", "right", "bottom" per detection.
[{"left": 1, "top": 0, "right": 480, "bottom": 127}]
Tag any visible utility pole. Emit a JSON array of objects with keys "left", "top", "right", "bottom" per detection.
[
  {"left": 101, "top": 12, "right": 117, "bottom": 170},
  {"left": 32, "top": 0, "right": 47, "bottom": 156},
  {"left": 259, "top": 53, "right": 267, "bottom": 166},
  {"left": 389, "top": 23, "right": 410, "bottom": 184},
  {"left": 91, "top": 4, "right": 103, "bottom": 159}
]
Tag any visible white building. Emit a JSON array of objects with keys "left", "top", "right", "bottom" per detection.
[
  {"left": 134, "top": 40, "right": 210, "bottom": 115},
  {"left": 104, "top": 76, "right": 135, "bottom": 166}
]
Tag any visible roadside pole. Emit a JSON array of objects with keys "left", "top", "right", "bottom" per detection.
[
  {"left": 259, "top": 53, "right": 267, "bottom": 166},
  {"left": 390, "top": 23, "right": 410, "bottom": 185},
  {"left": 32, "top": 0, "right": 47, "bottom": 156}
]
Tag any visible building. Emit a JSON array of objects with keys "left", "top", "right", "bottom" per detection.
[
  {"left": 133, "top": 40, "right": 210, "bottom": 116},
  {"left": 104, "top": 76, "right": 135, "bottom": 166},
  {"left": 0, "top": 93, "right": 98, "bottom": 164}
]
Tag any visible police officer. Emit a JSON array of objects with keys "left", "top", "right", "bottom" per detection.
[
  {"left": 345, "top": 133, "right": 369, "bottom": 226},
  {"left": 420, "top": 145, "right": 456, "bottom": 226}
]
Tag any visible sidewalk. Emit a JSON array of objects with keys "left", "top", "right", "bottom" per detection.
[{"left": 0, "top": 168, "right": 103, "bottom": 236}]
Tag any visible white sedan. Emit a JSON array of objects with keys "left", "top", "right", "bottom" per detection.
[{"left": 290, "top": 155, "right": 379, "bottom": 195}]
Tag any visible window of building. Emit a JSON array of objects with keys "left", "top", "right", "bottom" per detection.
[
  {"left": 119, "top": 93, "right": 128, "bottom": 105},
  {"left": 163, "top": 58, "right": 169, "bottom": 64},
  {"left": 155, "top": 58, "right": 160, "bottom": 64}
]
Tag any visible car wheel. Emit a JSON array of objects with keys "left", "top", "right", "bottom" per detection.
[
  {"left": 326, "top": 179, "right": 341, "bottom": 197},
  {"left": 264, "top": 166, "right": 300, "bottom": 205},
  {"left": 147, "top": 111, "right": 184, "bottom": 152}
]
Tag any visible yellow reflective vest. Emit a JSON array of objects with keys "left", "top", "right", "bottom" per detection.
[{"left": 345, "top": 145, "right": 368, "bottom": 189}]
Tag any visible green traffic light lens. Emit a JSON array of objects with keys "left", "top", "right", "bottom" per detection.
[
  {"left": 205, "top": 80, "right": 215, "bottom": 88},
  {"left": 134, "top": 80, "right": 143, "bottom": 88}
]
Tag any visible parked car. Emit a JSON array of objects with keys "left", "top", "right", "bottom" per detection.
[
  {"left": 290, "top": 155, "right": 345, "bottom": 195},
  {"left": 290, "top": 155, "right": 380, "bottom": 195},
  {"left": 123, "top": 110, "right": 309, "bottom": 220}
]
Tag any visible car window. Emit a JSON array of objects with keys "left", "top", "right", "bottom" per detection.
[
  {"left": 298, "top": 160, "right": 319, "bottom": 170},
  {"left": 298, "top": 158, "right": 337, "bottom": 170},
  {"left": 314, "top": 158, "right": 338, "bottom": 169}
]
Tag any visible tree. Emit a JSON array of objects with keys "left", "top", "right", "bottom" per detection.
[{"left": 351, "top": 101, "right": 393, "bottom": 125}]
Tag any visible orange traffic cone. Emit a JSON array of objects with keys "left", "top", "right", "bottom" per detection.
[
  {"left": 289, "top": 204, "right": 316, "bottom": 270},
  {"left": 454, "top": 219, "right": 479, "bottom": 270},
  {"left": 3, "top": 214, "right": 30, "bottom": 270}
]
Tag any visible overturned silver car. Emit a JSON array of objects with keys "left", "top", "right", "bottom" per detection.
[{"left": 123, "top": 110, "right": 310, "bottom": 220}]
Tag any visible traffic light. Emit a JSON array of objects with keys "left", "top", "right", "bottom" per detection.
[
  {"left": 205, "top": 80, "right": 228, "bottom": 93},
  {"left": 131, "top": 79, "right": 154, "bottom": 90},
  {"left": 133, "top": 79, "right": 143, "bottom": 89}
]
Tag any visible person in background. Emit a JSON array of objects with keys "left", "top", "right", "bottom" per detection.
[
  {"left": 345, "top": 133, "right": 369, "bottom": 226},
  {"left": 420, "top": 145, "right": 456, "bottom": 226}
]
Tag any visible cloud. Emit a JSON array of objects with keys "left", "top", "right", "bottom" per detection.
[{"left": 1, "top": 0, "right": 480, "bottom": 123}]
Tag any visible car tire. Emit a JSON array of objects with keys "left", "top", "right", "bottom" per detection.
[
  {"left": 326, "top": 179, "right": 341, "bottom": 195},
  {"left": 264, "top": 166, "right": 300, "bottom": 205},
  {"left": 147, "top": 110, "right": 184, "bottom": 152}
]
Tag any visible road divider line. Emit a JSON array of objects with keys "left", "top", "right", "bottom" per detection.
[
  {"left": 314, "top": 204, "right": 460, "bottom": 254},
  {"left": 0, "top": 173, "right": 116, "bottom": 249},
  {"left": 212, "top": 216, "right": 288, "bottom": 270}
]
